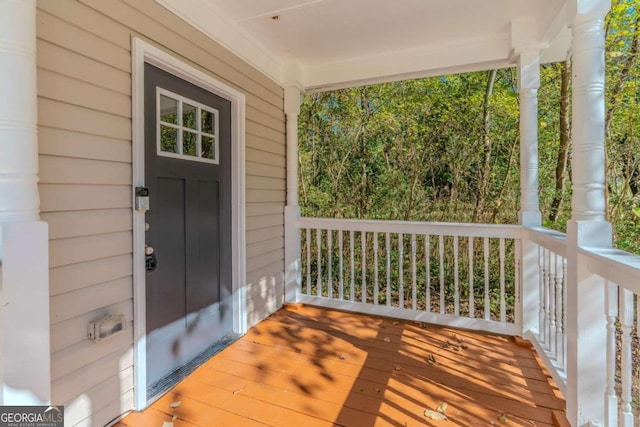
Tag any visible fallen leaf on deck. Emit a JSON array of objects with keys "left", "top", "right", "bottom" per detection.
[
  {"left": 427, "top": 354, "right": 437, "bottom": 365},
  {"left": 339, "top": 354, "right": 346, "bottom": 360},
  {"left": 424, "top": 409, "right": 448, "bottom": 420},
  {"left": 383, "top": 337, "right": 391, "bottom": 343},
  {"left": 169, "top": 401, "right": 181, "bottom": 408},
  {"left": 171, "top": 415, "right": 178, "bottom": 421},
  {"left": 232, "top": 385, "right": 246, "bottom": 395},
  {"left": 394, "top": 366, "right": 402, "bottom": 371},
  {"left": 436, "top": 402, "right": 448, "bottom": 414},
  {"left": 498, "top": 412, "right": 509, "bottom": 423},
  {"left": 393, "top": 321, "right": 400, "bottom": 325},
  {"left": 161, "top": 422, "right": 174, "bottom": 427}
]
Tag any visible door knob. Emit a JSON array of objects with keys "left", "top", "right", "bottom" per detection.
[{"left": 145, "top": 245, "right": 157, "bottom": 272}]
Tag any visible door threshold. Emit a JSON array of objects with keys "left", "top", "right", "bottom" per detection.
[{"left": 146, "top": 332, "right": 241, "bottom": 403}]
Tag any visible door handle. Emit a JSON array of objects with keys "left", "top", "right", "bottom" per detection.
[{"left": 145, "top": 245, "right": 157, "bottom": 272}]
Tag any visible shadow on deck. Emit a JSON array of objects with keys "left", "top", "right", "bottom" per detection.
[{"left": 118, "top": 305, "right": 565, "bottom": 426}]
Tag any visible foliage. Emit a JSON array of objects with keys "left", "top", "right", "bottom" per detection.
[{"left": 299, "top": 0, "right": 640, "bottom": 254}]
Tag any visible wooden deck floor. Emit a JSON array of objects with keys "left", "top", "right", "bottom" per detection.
[{"left": 118, "top": 305, "right": 565, "bottom": 427}]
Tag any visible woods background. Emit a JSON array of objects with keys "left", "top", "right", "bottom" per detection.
[{"left": 298, "top": 0, "right": 639, "bottom": 255}]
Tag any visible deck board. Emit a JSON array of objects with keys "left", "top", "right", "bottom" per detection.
[{"left": 118, "top": 305, "right": 564, "bottom": 427}]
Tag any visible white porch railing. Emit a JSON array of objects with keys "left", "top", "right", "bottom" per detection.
[
  {"left": 523, "top": 227, "right": 640, "bottom": 426},
  {"left": 582, "top": 246, "right": 640, "bottom": 427},
  {"left": 296, "top": 217, "right": 522, "bottom": 336},
  {"left": 290, "top": 217, "right": 640, "bottom": 426},
  {"left": 523, "top": 227, "right": 569, "bottom": 395}
]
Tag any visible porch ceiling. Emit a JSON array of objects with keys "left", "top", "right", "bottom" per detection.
[{"left": 158, "top": 0, "right": 571, "bottom": 90}]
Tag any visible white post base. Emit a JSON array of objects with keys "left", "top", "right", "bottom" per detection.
[
  {"left": 284, "top": 205, "right": 301, "bottom": 303},
  {"left": 520, "top": 237, "right": 540, "bottom": 335},
  {"left": 0, "top": 221, "right": 51, "bottom": 405},
  {"left": 519, "top": 210, "right": 542, "bottom": 227},
  {"left": 565, "top": 219, "right": 611, "bottom": 426}
]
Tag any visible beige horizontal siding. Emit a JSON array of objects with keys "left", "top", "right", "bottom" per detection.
[
  {"left": 37, "top": 0, "right": 285, "bottom": 424},
  {"left": 37, "top": 39, "right": 131, "bottom": 95},
  {"left": 247, "top": 214, "right": 284, "bottom": 231},
  {"left": 64, "top": 370, "right": 133, "bottom": 426},
  {"left": 42, "top": 209, "right": 131, "bottom": 240},
  {"left": 50, "top": 254, "right": 132, "bottom": 296},
  {"left": 246, "top": 202, "right": 283, "bottom": 217},
  {"left": 38, "top": 127, "right": 131, "bottom": 163},
  {"left": 52, "top": 348, "right": 133, "bottom": 404}
]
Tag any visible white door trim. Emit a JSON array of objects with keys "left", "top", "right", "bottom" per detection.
[{"left": 131, "top": 37, "right": 247, "bottom": 410}]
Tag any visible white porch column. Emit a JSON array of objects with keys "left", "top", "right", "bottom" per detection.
[
  {"left": 565, "top": 1, "right": 611, "bottom": 425},
  {"left": 284, "top": 85, "right": 303, "bottom": 303},
  {"left": 517, "top": 51, "right": 542, "bottom": 335},
  {"left": 0, "top": 0, "right": 51, "bottom": 405},
  {"left": 518, "top": 51, "right": 542, "bottom": 227}
]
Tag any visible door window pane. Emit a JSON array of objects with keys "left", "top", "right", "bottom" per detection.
[
  {"left": 183, "top": 103, "right": 197, "bottom": 129},
  {"left": 183, "top": 131, "right": 197, "bottom": 156},
  {"left": 157, "top": 88, "right": 218, "bottom": 163},
  {"left": 202, "top": 136, "right": 215, "bottom": 159},
  {"left": 159, "top": 95, "right": 178, "bottom": 124},
  {"left": 160, "top": 126, "right": 178, "bottom": 153},
  {"left": 201, "top": 110, "right": 213, "bottom": 134}
]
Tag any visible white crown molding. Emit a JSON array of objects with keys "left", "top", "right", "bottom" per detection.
[{"left": 155, "top": 0, "right": 284, "bottom": 85}]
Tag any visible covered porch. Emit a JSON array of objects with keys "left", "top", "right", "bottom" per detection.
[
  {"left": 0, "top": 0, "right": 638, "bottom": 426},
  {"left": 119, "top": 304, "right": 565, "bottom": 426}
]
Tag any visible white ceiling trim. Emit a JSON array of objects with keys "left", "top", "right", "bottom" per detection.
[
  {"left": 304, "top": 34, "right": 511, "bottom": 91},
  {"left": 155, "top": 0, "right": 573, "bottom": 92},
  {"left": 155, "top": 0, "right": 285, "bottom": 84}
]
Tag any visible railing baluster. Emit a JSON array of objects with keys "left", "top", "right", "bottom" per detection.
[
  {"left": 373, "top": 232, "right": 379, "bottom": 306},
  {"left": 316, "top": 228, "right": 322, "bottom": 297},
  {"left": 439, "top": 235, "right": 445, "bottom": 314},
  {"left": 620, "top": 287, "right": 634, "bottom": 427},
  {"left": 562, "top": 257, "right": 567, "bottom": 371},
  {"left": 386, "top": 232, "right": 391, "bottom": 307},
  {"left": 327, "top": 230, "right": 333, "bottom": 299},
  {"left": 306, "top": 228, "right": 311, "bottom": 296},
  {"left": 499, "top": 238, "right": 505, "bottom": 323},
  {"left": 542, "top": 248, "right": 549, "bottom": 347},
  {"left": 484, "top": 237, "right": 489, "bottom": 320},
  {"left": 399, "top": 233, "right": 404, "bottom": 308},
  {"left": 605, "top": 280, "right": 618, "bottom": 427},
  {"left": 538, "top": 245, "right": 545, "bottom": 341},
  {"left": 468, "top": 236, "right": 474, "bottom": 319},
  {"left": 350, "top": 230, "right": 355, "bottom": 302},
  {"left": 555, "top": 255, "right": 564, "bottom": 366},
  {"left": 411, "top": 234, "right": 417, "bottom": 310},
  {"left": 514, "top": 239, "right": 521, "bottom": 326},
  {"left": 549, "top": 253, "right": 557, "bottom": 356},
  {"left": 338, "top": 230, "right": 344, "bottom": 300},
  {"left": 425, "top": 235, "right": 431, "bottom": 313},
  {"left": 361, "top": 231, "right": 367, "bottom": 304},
  {"left": 454, "top": 236, "right": 460, "bottom": 316}
]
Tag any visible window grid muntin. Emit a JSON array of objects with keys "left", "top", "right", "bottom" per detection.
[{"left": 156, "top": 87, "right": 219, "bottom": 164}]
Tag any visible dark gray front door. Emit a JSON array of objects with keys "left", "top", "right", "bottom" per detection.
[{"left": 144, "top": 63, "right": 232, "bottom": 389}]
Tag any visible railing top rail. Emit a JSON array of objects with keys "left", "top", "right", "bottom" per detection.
[
  {"left": 580, "top": 246, "right": 640, "bottom": 295},
  {"left": 296, "top": 217, "right": 522, "bottom": 239},
  {"left": 524, "top": 227, "right": 567, "bottom": 258}
]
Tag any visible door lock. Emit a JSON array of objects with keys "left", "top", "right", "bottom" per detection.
[{"left": 145, "top": 245, "right": 157, "bottom": 272}]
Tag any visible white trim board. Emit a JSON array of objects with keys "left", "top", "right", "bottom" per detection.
[{"left": 131, "top": 37, "right": 247, "bottom": 410}]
